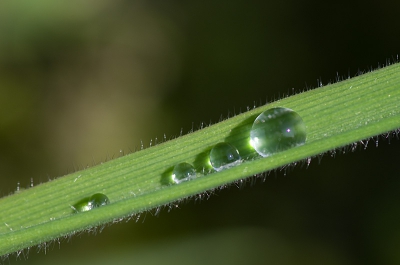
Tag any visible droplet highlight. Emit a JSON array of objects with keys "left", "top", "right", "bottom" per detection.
[
  {"left": 72, "top": 193, "right": 110, "bottom": 213},
  {"left": 171, "top": 162, "right": 196, "bottom": 184},
  {"left": 209, "top": 142, "right": 241, "bottom": 171},
  {"left": 249, "top": 107, "right": 306, "bottom": 157}
]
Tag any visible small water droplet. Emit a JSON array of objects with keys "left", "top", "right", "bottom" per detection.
[
  {"left": 171, "top": 162, "right": 196, "bottom": 184},
  {"left": 72, "top": 193, "right": 110, "bottom": 213},
  {"left": 250, "top": 107, "right": 306, "bottom": 157},
  {"left": 89, "top": 193, "right": 110, "bottom": 208},
  {"left": 209, "top": 142, "right": 241, "bottom": 171}
]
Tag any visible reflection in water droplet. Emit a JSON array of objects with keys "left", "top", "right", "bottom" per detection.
[
  {"left": 250, "top": 107, "right": 306, "bottom": 157},
  {"left": 209, "top": 142, "right": 241, "bottom": 171},
  {"left": 171, "top": 162, "right": 196, "bottom": 184},
  {"left": 72, "top": 193, "right": 110, "bottom": 213}
]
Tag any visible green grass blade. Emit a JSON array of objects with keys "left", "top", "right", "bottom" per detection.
[{"left": 0, "top": 63, "right": 399, "bottom": 256}]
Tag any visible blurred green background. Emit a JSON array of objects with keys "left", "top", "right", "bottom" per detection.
[{"left": 1, "top": 0, "right": 400, "bottom": 264}]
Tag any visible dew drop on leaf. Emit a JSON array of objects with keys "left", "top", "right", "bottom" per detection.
[
  {"left": 89, "top": 193, "right": 110, "bottom": 208},
  {"left": 72, "top": 193, "right": 110, "bottom": 213},
  {"left": 249, "top": 107, "right": 306, "bottom": 157},
  {"left": 209, "top": 142, "right": 241, "bottom": 171},
  {"left": 171, "top": 162, "right": 196, "bottom": 184}
]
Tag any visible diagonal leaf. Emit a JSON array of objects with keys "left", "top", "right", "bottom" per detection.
[{"left": 0, "top": 63, "right": 399, "bottom": 256}]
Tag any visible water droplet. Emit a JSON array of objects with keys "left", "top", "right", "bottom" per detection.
[
  {"left": 209, "top": 142, "right": 241, "bottom": 171},
  {"left": 250, "top": 107, "right": 306, "bottom": 157},
  {"left": 171, "top": 162, "right": 196, "bottom": 184},
  {"left": 72, "top": 193, "right": 110, "bottom": 213},
  {"left": 89, "top": 193, "right": 110, "bottom": 208}
]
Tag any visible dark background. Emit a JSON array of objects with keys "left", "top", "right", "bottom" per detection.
[{"left": 1, "top": 1, "right": 399, "bottom": 264}]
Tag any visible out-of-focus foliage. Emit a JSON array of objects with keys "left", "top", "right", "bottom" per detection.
[{"left": 0, "top": 0, "right": 399, "bottom": 264}]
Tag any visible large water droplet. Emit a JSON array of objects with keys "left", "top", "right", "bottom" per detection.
[
  {"left": 209, "top": 142, "right": 241, "bottom": 171},
  {"left": 72, "top": 193, "right": 110, "bottom": 213},
  {"left": 250, "top": 107, "right": 306, "bottom": 157},
  {"left": 171, "top": 162, "right": 196, "bottom": 184}
]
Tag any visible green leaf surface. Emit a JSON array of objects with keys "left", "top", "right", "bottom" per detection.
[{"left": 0, "top": 63, "right": 399, "bottom": 256}]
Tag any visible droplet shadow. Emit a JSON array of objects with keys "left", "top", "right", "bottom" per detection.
[
  {"left": 160, "top": 166, "right": 175, "bottom": 185},
  {"left": 193, "top": 147, "right": 214, "bottom": 174},
  {"left": 224, "top": 114, "right": 260, "bottom": 160}
]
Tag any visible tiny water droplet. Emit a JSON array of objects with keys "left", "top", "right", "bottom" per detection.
[
  {"left": 171, "top": 162, "right": 196, "bottom": 184},
  {"left": 250, "top": 107, "right": 306, "bottom": 157},
  {"left": 209, "top": 142, "right": 241, "bottom": 171},
  {"left": 72, "top": 193, "right": 110, "bottom": 213}
]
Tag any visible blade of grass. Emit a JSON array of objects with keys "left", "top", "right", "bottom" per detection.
[{"left": 0, "top": 63, "right": 399, "bottom": 256}]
